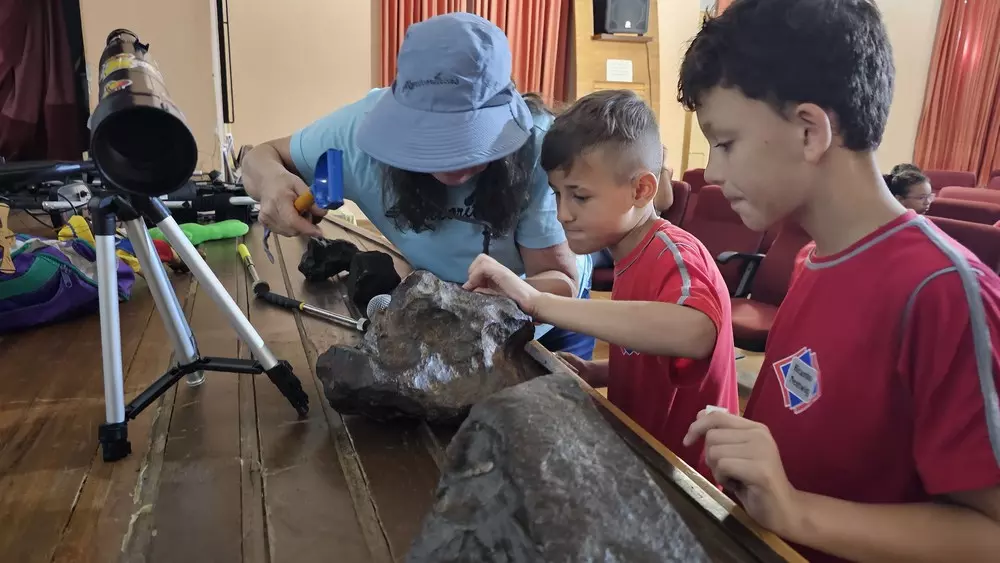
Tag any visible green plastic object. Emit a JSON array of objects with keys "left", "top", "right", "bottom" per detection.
[{"left": 149, "top": 220, "right": 249, "bottom": 246}]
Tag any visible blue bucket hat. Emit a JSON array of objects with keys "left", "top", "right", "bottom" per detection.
[{"left": 355, "top": 12, "right": 534, "bottom": 173}]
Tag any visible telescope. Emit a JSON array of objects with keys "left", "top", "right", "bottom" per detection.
[
  {"left": 0, "top": 29, "right": 197, "bottom": 195},
  {"left": 91, "top": 28, "right": 199, "bottom": 196},
  {"left": 0, "top": 29, "right": 309, "bottom": 463}
]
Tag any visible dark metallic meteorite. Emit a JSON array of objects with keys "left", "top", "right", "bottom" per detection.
[
  {"left": 405, "top": 373, "right": 712, "bottom": 563},
  {"left": 315, "top": 270, "right": 536, "bottom": 424}
]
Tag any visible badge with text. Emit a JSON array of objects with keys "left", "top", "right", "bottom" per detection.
[{"left": 773, "top": 347, "right": 822, "bottom": 414}]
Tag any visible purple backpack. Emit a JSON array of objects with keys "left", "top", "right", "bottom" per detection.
[{"left": 0, "top": 234, "right": 135, "bottom": 333}]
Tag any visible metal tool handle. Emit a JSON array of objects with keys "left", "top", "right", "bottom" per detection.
[{"left": 258, "top": 290, "right": 303, "bottom": 310}]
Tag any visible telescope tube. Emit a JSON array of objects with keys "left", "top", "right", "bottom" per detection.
[{"left": 89, "top": 29, "right": 198, "bottom": 197}]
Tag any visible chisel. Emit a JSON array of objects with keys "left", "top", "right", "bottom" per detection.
[{"left": 238, "top": 243, "right": 367, "bottom": 331}]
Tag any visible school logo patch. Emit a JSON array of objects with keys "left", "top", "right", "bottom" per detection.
[{"left": 772, "top": 347, "right": 822, "bottom": 414}]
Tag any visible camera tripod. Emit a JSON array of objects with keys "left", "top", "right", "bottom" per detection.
[{"left": 91, "top": 190, "right": 309, "bottom": 462}]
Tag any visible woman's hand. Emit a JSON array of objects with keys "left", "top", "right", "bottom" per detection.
[
  {"left": 243, "top": 141, "right": 326, "bottom": 238},
  {"left": 256, "top": 172, "right": 326, "bottom": 238},
  {"left": 464, "top": 254, "right": 542, "bottom": 317}
]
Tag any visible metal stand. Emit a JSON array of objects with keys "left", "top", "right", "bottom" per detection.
[{"left": 90, "top": 192, "right": 308, "bottom": 462}]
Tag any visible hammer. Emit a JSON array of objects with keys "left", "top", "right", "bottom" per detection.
[{"left": 262, "top": 149, "right": 346, "bottom": 263}]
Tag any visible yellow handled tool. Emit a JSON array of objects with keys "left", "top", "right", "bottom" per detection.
[
  {"left": 261, "top": 191, "right": 322, "bottom": 263},
  {"left": 238, "top": 243, "right": 367, "bottom": 331}
]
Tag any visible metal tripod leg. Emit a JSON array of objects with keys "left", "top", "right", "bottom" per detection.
[
  {"left": 151, "top": 216, "right": 279, "bottom": 369},
  {"left": 94, "top": 218, "right": 132, "bottom": 460},
  {"left": 123, "top": 218, "right": 204, "bottom": 386},
  {"left": 96, "top": 232, "right": 125, "bottom": 426},
  {"left": 93, "top": 194, "right": 307, "bottom": 462}
]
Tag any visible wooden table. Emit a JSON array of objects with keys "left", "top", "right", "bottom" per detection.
[{"left": 0, "top": 212, "right": 804, "bottom": 563}]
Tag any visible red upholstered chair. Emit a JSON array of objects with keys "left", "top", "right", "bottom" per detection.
[
  {"left": 924, "top": 169, "right": 977, "bottom": 192},
  {"left": 590, "top": 264, "right": 614, "bottom": 292},
  {"left": 927, "top": 198, "right": 1000, "bottom": 225},
  {"left": 682, "top": 168, "right": 708, "bottom": 225},
  {"left": 938, "top": 186, "right": 1000, "bottom": 205},
  {"left": 590, "top": 180, "right": 694, "bottom": 292},
  {"left": 684, "top": 185, "right": 765, "bottom": 293},
  {"left": 928, "top": 217, "right": 1000, "bottom": 273},
  {"left": 663, "top": 180, "right": 691, "bottom": 226},
  {"left": 759, "top": 227, "right": 779, "bottom": 253},
  {"left": 717, "top": 222, "right": 813, "bottom": 352},
  {"left": 682, "top": 168, "right": 707, "bottom": 193},
  {"left": 988, "top": 176, "right": 1000, "bottom": 190}
]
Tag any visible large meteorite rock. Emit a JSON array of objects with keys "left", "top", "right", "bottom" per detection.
[
  {"left": 298, "top": 238, "right": 358, "bottom": 282},
  {"left": 406, "top": 373, "right": 711, "bottom": 563},
  {"left": 316, "top": 270, "right": 536, "bottom": 423}
]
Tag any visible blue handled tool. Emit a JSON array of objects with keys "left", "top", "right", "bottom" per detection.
[{"left": 262, "top": 149, "right": 346, "bottom": 263}]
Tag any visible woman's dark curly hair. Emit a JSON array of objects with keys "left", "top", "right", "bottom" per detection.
[{"left": 380, "top": 93, "right": 551, "bottom": 236}]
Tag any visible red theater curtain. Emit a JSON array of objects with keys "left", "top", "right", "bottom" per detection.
[
  {"left": 0, "top": 0, "right": 85, "bottom": 161},
  {"left": 474, "top": 0, "right": 570, "bottom": 106},
  {"left": 380, "top": 0, "right": 468, "bottom": 88},
  {"left": 913, "top": 0, "right": 1000, "bottom": 184},
  {"left": 380, "top": 1, "right": 569, "bottom": 106}
]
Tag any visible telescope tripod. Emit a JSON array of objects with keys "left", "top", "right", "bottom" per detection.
[{"left": 91, "top": 193, "right": 308, "bottom": 462}]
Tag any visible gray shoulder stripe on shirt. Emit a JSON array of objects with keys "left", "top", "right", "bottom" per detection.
[
  {"left": 806, "top": 216, "right": 922, "bottom": 269},
  {"left": 902, "top": 266, "right": 986, "bottom": 341},
  {"left": 911, "top": 217, "right": 1000, "bottom": 467},
  {"left": 900, "top": 266, "right": 957, "bottom": 352},
  {"left": 655, "top": 231, "right": 691, "bottom": 306}
]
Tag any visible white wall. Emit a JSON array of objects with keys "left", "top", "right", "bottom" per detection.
[
  {"left": 874, "top": 0, "right": 942, "bottom": 170},
  {"left": 225, "top": 0, "right": 377, "bottom": 147},
  {"left": 79, "top": 0, "right": 224, "bottom": 172},
  {"left": 657, "top": 0, "right": 944, "bottom": 175}
]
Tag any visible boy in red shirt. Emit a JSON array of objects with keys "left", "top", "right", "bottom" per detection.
[
  {"left": 678, "top": 0, "right": 1000, "bottom": 561},
  {"left": 464, "top": 90, "right": 739, "bottom": 479}
]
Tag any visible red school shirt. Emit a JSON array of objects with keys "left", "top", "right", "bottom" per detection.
[
  {"left": 609, "top": 218, "right": 739, "bottom": 478},
  {"left": 745, "top": 211, "right": 1000, "bottom": 563}
]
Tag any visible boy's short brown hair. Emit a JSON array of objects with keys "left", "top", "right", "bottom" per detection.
[{"left": 540, "top": 90, "right": 662, "bottom": 182}]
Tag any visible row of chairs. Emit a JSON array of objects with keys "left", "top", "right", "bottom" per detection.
[
  {"left": 683, "top": 167, "right": 1000, "bottom": 194},
  {"left": 921, "top": 170, "right": 1000, "bottom": 191},
  {"left": 591, "top": 178, "right": 785, "bottom": 295},
  {"left": 591, "top": 172, "right": 1000, "bottom": 353}
]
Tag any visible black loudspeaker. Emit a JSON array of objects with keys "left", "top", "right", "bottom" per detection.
[{"left": 594, "top": 0, "right": 650, "bottom": 35}]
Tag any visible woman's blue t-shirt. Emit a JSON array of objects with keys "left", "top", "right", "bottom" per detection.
[{"left": 289, "top": 88, "right": 589, "bottom": 290}]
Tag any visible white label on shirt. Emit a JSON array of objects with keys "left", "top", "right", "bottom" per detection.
[{"left": 785, "top": 355, "right": 818, "bottom": 401}]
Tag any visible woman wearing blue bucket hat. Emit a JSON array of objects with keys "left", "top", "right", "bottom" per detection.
[{"left": 243, "top": 12, "right": 596, "bottom": 359}]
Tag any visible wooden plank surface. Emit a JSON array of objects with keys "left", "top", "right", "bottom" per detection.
[
  {"left": 141, "top": 239, "right": 246, "bottom": 563},
  {"left": 242, "top": 230, "right": 381, "bottom": 563},
  {"left": 0, "top": 269, "right": 156, "bottom": 563},
  {"left": 51, "top": 275, "right": 195, "bottom": 563},
  {"left": 0, "top": 209, "right": 803, "bottom": 563},
  {"left": 275, "top": 229, "right": 442, "bottom": 562}
]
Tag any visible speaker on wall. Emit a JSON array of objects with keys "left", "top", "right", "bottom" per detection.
[{"left": 594, "top": 0, "right": 650, "bottom": 35}]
